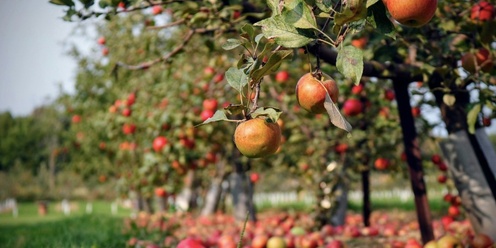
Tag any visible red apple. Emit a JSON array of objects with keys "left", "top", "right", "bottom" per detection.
[
  {"left": 152, "top": 136, "right": 168, "bottom": 152},
  {"left": 276, "top": 71, "right": 290, "bottom": 83},
  {"left": 155, "top": 187, "right": 167, "bottom": 197},
  {"left": 122, "top": 123, "right": 136, "bottom": 135},
  {"left": 122, "top": 108, "right": 132, "bottom": 117},
  {"left": 374, "top": 158, "right": 390, "bottom": 170},
  {"left": 152, "top": 5, "right": 163, "bottom": 15},
  {"left": 102, "top": 47, "right": 109, "bottom": 56},
  {"left": 471, "top": 1, "right": 495, "bottom": 22},
  {"left": 200, "top": 109, "right": 215, "bottom": 121},
  {"left": 97, "top": 37, "right": 106, "bottom": 45},
  {"left": 471, "top": 233, "right": 494, "bottom": 248},
  {"left": 252, "top": 234, "right": 269, "bottom": 248},
  {"left": 127, "top": 93, "right": 136, "bottom": 106},
  {"left": 443, "top": 193, "right": 453, "bottom": 203},
  {"left": 232, "top": 10, "right": 241, "bottom": 20},
  {"left": 351, "top": 84, "right": 364, "bottom": 95},
  {"left": 431, "top": 154, "right": 442, "bottom": 164},
  {"left": 335, "top": 143, "right": 348, "bottom": 154},
  {"left": 438, "top": 174, "right": 447, "bottom": 184},
  {"left": 250, "top": 173, "right": 260, "bottom": 183},
  {"left": 325, "top": 240, "right": 343, "bottom": 248},
  {"left": 351, "top": 37, "right": 368, "bottom": 49},
  {"left": 203, "top": 99, "right": 218, "bottom": 111},
  {"left": 461, "top": 48, "right": 493, "bottom": 73},
  {"left": 214, "top": 73, "right": 225, "bottom": 83},
  {"left": 482, "top": 117, "right": 492, "bottom": 127},
  {"left": 411, "top": 106, "right": 421, "bottom": 117},
  {"left": 384, "top": 89, "right": 395, "bottom": 101},
  {"left": 178, "top": 237, "right": 206, "bottom": 248},
  {"left": 72, "top": 115, "right": 81, "bottom": 123},
  {"left": 448, "top": 205, "right": 460, "bottom": 217},
  {"left": 342, "top": 98, "right": 363, "bottom": 116},
  {"left": 204, "top": 66, "right": 215, "bottom": 77},
  {"left": 382, "top": 0, "right": 438, "bottom": 27},
  {"left": 438, "top": 162, "right": 448, "bottom": 171}
]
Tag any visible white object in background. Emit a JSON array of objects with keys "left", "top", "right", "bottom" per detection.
[
  {"left": 86, "top": 202, "right": 93, "bottom": 214},
  {"left": 62, "top": 199, "right": 70, "bottom": 215}
]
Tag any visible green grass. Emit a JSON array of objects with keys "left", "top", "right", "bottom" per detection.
[{"left": 0, "top": 201, "right": 131, "bottom": 248}]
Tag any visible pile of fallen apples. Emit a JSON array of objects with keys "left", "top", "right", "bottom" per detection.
[{"left": 124, "top": 210, "right": 493, "bottom": 248}]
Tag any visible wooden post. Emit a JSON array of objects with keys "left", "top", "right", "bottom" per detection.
[
  {"left": 392, "top": 80, "right": 434, "bottom": 243},
  {"left": 362, "top": 169, "right": 371, "bottom": 227}
]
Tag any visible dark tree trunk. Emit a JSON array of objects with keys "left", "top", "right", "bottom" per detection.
[
  {"left": 230, "top": 159, "right": 256, "bottom": 222},
  {"left": 362, "top": 169, "right": 371, "bottom": 227}
]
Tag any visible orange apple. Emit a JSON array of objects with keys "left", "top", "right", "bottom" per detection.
[
  {"left": 471, "top": 1, "right": 495, "bottom": 22},
  {"left": 382, "top": 0, "right": 438, "bottom": 27}
]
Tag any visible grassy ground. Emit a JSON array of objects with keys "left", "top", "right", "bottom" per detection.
[{"left": 0, "top": 201, "right": 131, "bottom": 248}]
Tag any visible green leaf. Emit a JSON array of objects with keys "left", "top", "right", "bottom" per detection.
[
  {"left": 315, "top": 0, "right": 333, "bottom": 12},
  {"left": 334, "top": 0, "right": 367, "bottom": 26},
  {"left": 366, "top": 0, "right": 380, "bottom": 8},
  {"left": 251, "top": 50, "right": 293, "bottom": 83},
  {"left": 367, "top": 1, "right": 396, "bottom": 39},
  {"left": 224, "top": 104, "right": 245, "bottom": 115},
  {"left": 266, "top": 0, "right": 281, "bottom": 16},
  {"left": 250, "top": 107, "right": 282, "bottom": 122},
  {"left": 254, "top": 33, "right": 264, "bottom": 44},
  {"left": 241, "top": 24, "right": 255, "bottom": 41},
  {"left": 324, "top": 94, "right": 352, "bottom": 133},
  {"left": 336, "top": 45, "right": 363, "bottom": 86},
  {"left": 222, "top": 38, "right": 243, "bottom": 50},
  {"left": 282, "top": 0, "right": 317, "bottom": 29},
  {"left": 225, "top": 67, "right": 249, "bottom": 93},
  {"left": 49, "top": 0, "right": 75, "bottom": 6},
  {"left": 467, "top": 104, "right": 481, "bottom": 134},
  {"left": 255, "top": 15, "right": 316, "bottom": 48},
  {"left": 196, "top": 110, "right": 229, "bottom": 126},
  {"left": 79, "top": 0, "right": 94, "bottom": 8}
]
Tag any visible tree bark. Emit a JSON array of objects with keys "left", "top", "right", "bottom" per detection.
[{"left": 229, "top": 160, "right": 256, "bottom": 222}]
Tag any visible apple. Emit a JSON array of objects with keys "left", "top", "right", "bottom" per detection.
[
  {"left": 250, "top": 173, "right": 260, "bottom": 183},
  {"left": 382, "top": 0, "right": 438, "bottom": 27},
  {"left": 232, "top": 10, "right": 241, "bottom": 20},
  {"left": 122, "top": 108, "right": 132, "bottom": 117},
  {"left": 437, "top": 234, "right": 462, "bottom": 248},
  {"left": 122, "top": 123, "right": 136, "bottom": 135},
  {"left": 471, "top": 233, "right": 494, "bottom": 248},
  {"left": 374, "top": 158, "right": 390, "bottom": 170},
  {"left": 448, "top": 205, "right": 460, "bottom": 217},
  {"left": 102, "top": 47, "right": 109, "bottom": 56},
  {"left": 437, "top": 174, "right": 447, "bottom": 183},
  {"left": 117, "top": 2, "right": 126, "bottom": 9},
  {"left": 325, "top": 240, "right": 343, "bottom": 248},
  {"left": 443, "top": 193, "right": 453, "bottom": 203},
  {"left": 471, "top": 1, "right": 495, "bottom": 22},
  {"left": 320, "top": 224, "right": 334, "bottom": 236},
  {"left": 97, "top": 37, "right": 106, "bottom": 45},
  {"left": 411, "top": 106, "right": 421, "bottom": 117},
  {"left": 423, "top": 240, "right": 438, "bottom": 248},
  {"left": 431, "top": 154, "right": 442, "bottom": 164},
  {"left": 152, "top": 136, "right": 168, "bottom": 152},
  {"left": 155, "top": 187, "right": 167, "bottom": 197},
  {"left": 401, "top": 152, "right": 407, "bottom": 161},
  {"left": 351, "top": 84, "right": 364, "bottom": 95},
  {"left": 214, "top": 73, "right": 224, "bottom": 83},
  {"left": 72, "top": 115, "right": 81, "bottom": 123},
  {"left": 177, "top": 237, "right": 206, "bottom": 248},
  {"left": 152, "top": 5, "right": 163, "bottom": 15},
  {"left": 252, "top": 234, "right": 269, "bottom": 248},
  {"left": 438, "top": 162, "right": 448, "bottom": 171},
  {"left": 342, "top": 98, "right": 363, "bottom": 116},
  {"left": 384, "top": 89, "right": 395, "bottom": 101},
  {"left": 127, "top": 93, "right": 136, "bottom": 106},
  {"left": 461, "top": 48, "right": 493, "bottom": 73},
  {"left": 404, "top": 238, "right": 422, "bottom": 248},
  {"left": 204, "top": 66, "right": 215, "bottom": 77},
  {"left": 351, "top": 37, "right": 368, "bottom": 49},
  {"left": 482, "top": 117, "right": 492, "bottom": 127},
  {"left": 203, "top": 99, "right": 218, "bottom": 111},
  {"left": 276, "top": 71, "right": 290, "bottom": 83},
  {"left": 267, "top": 236, "right": 286, "bottom": 248},
  {"left": 334, "top": 143, "right": 348, "bottom": 154},
  {"left": 451, "top": 195, "right": 462, "bottom": 206},
  {"left": 201, "top": 109, "right": 215, "bottom": 121}
]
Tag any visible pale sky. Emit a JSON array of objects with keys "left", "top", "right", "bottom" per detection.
[{"left": 0, "top": 1, "right": 90, "bottom": 116}]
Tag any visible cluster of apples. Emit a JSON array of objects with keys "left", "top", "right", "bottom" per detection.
[
  {"left": 123, "top": 209, "right": 495, "bottom": 248},
  {"left": 97, "top": 36, "right": 109, "bottom": 56}
]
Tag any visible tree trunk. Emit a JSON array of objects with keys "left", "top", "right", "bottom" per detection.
[
  {"left": 229, "top": 160, "right": 256, "bottom": 222},
  {"left": 439, "top": 129, "right": 496, "bottom": 239},
  {"left": 201, "top": 176, "right": 225, "bottom": 216},
  {"left": 176, "top": 169, "right": 197, "bottom": 212},
  {"left": 329, "top": 179, "right": 349, "bottom": 226},
  {"left": 362, "top": 169, "right": 371, "bottom": 227}
]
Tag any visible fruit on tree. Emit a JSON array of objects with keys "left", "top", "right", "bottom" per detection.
[
  {"left": 127, "top": 93, "right": 136, "bottom": 106},
  {"left": 342, "top": 98, "right": 363, "bottom": 116},
  {"left": 213, "top": 73, "right": 224, "bottom": 83},
  {"left": 122, "top": 123, "right": 136, "bottom": 135},
  {"left": 102, "top": 47, "right": 109, "bottom": 56},
  {"left": 374, "top": 158, "right": 390, "bottom": 170},
  {"left": 204, "top": 66, "right": 215, "bottom": 77},
  {"left": 97, "top": 37, "right": 106, "bottom": 45},
  {"left": 203, "top": 99, "right": 218, "bottom": 111},
  {"left": 122, "top": 108, "right": 132, "bottom": 117},
  {"left": 351, "top": 37, "right": 368, "bottom": 49},
  {"left": 201, "top": 109, "right": 215, "bottom": 121},
  {"left": 461, "top": 48, "right": 493, "bottom": 73},
  {"left": 482, "top": 117, "right": 492, "bottom": 127},
  {"left": 382, "top": 0, "right": 438, "bottom": 27},
  {"left": 296, "top": 72, "right": 339, "bottom": 114},
  {"left": 431, "top": 154, "right": 442, "bottom": 164},
  {"left": 275, "top": 70, "right": 290, "bottom": 83},
  {"left": 250, "top": 173, "right": 260, "bottom": 183},
  {"left": 384, "top": 89, "right": 395, "bottom": 101},
  {"left": 438, "top": 174, "right": 447, "bottom": 183},
  {"left": 267, "top": 236, "right": 286, "bottom": 248},
  {"left": 155, "top": 187, "right": 167, "bottom": 197},
  {"left": 72, "top": 115, "right": 81, "bottom": 123},
  {"left": 152, "top": 136, "right": 168, "bottom": 152},
  {"left": 335, "top": 143, "right": 348, "bottom": 154},
  {"left": 411, "top": 106, "right": 421, "bottom": 117},
  {"left": 471, "top": 233, "right": 493, "bottom": 248},
  {"left": 234, "top": 118, "right": 281, "bottom": 158},
  {"left": 351, "top": 84, "right": 364, "bottom": 95},
  {"left": 448, "top": 205, "right": 460, "bottom": 217},
  {"left": 470, "top": 1, "right": 495, "bottom": 22},
  {"left": 177, "top": 237, "right": 206, "bottom": 248},
  {"left": 152, "top": 5, "right": 163, "bottom": 15}
]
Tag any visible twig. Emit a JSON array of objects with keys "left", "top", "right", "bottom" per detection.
[{"left": 146, "top": 19, "right": 185, "bottom": 30}]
